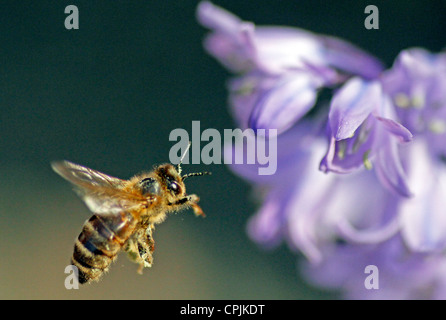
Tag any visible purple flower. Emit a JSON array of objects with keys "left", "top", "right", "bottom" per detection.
[
  {"left": 228, "top": 71, "right": 323, "bottom": 134},
  {"left": 381, "top": 48, "right": 446, "bottom": 159},
  {"left": 197, "top": 1, "right": 383, "bottom": 134},
  {"left": 197, "top": 1, "right": 383, "bottom": 77},
  {"left": 230, "top": 122, "right": 446, "bottom": 298},
  {"left": 197, "top": 2, "right": 446, "bottom": 299},
  {"left": 301, "top": 235, "right": 446, "bottom": 299},
  {"left": 380, "top": 49, "right": 446, "bottom": 253},
  {"left": 226, "top": 121, "right": 336, "bottom": 258},
  {"left": 320, "top": 77, "right": 413, "bottom": 197},
  {"left": 227, "top": 119, "right": 401, "bottom": 264}
]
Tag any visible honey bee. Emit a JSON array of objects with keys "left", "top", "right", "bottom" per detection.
[{"left": 52, "top": 145, "right": 210, "bottom": 284}]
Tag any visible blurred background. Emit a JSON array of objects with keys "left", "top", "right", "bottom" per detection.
[{"left": 0, "top": 0, "right": 444, "bottom": 299}]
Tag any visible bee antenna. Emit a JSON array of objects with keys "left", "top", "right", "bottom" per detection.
[
  {"left": 182, "top": 171, "right": 212, "bottom": 181},
  {"left": 177, "top": 141, "right": 191, "bottom": 176}
]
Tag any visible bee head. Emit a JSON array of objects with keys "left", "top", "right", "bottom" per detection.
[
  {"left": 156, "top": 164, "right": 186, "bottom": 197},
  {"left": 151, "top": 142, "right": 211, "bottom": 216},
  {"left": 149, "top": 142, "right": 211, "bottom": 202},
  {"left": 155, "top": 164, "right": 211, "bottom": 197}
]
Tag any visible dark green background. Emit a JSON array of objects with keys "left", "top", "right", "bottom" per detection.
[{"left": 0, "top": 0, "right": 444, "bottom": 299}]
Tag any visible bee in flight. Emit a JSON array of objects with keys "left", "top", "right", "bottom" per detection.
[{"left": 52, "top": 144, "right": 210, "bottom": 284}]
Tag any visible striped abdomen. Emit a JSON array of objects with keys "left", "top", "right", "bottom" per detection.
[{"left": 71, "top": 211, "right": 137, "bottom": 284}]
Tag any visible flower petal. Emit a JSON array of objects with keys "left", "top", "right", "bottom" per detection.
[
  {"left": 400, "top": 140, "right": 446, "bottom": 251},
  {"left": 375, "top": 116, "right": 413, "bottom": 143},
  {"left": 246, "top": 189, "right": 285, "bottom": 248},
  {"left": 321, "top": 36, "right": 385, "bottom": 79},
  {"left": 252, "top": 26, "right": 327, "bottom": 74},
  {"left": 320, "top": 116, "right": 377, "bottom": 174},
  {"left": 196, "top": 1, "right": 242, "bottom": 33},
  {"left": 197, "top": 1, "right": 257, "bottom": 72},
  {"left": 336, "top": 216, "right": 400, "bottom": 244},
  {"left": 248, "top": 73, "right": 318, "bottom": 134},
  {"left": 374, "top": 136, "right": 413, "bottom": 197},
  {"left": 329, "top": 78, "right": 381, "bottom": 140}
]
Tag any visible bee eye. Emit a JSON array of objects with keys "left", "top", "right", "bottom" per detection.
[
  {"left": 139, "top": 177, "right": 160, "bottom": 196},
  {"left": 168, "top": 181, "right": 181, "bottom": 194}
]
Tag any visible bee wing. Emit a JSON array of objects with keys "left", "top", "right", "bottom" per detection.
[
  {"left": 51, "top": 160, "right": 149, "bottom": 215},
  {"left": 51, "top": 160, "right": 125, "bottom": 189}
]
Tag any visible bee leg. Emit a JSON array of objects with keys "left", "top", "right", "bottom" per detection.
[
  {"left": 187, "top": 194, "right": 205, "bottom": 217},
  {"left": 124, "top": 237, "right": 142, "bottom": 267},
  {"left": 134, "top": 225, "right": 155, "bottom": 274},
  {"left": 123, "top": 229, "right": 152, "bottom": 275},
  {"left": 174, "top": 194, "right": 205, "bottom": 217},
  {"left": 146, "top": 224, "right": 155, "bottom": 253}
]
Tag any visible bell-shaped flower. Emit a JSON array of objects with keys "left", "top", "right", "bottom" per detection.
[
  {"left": 197, "top": 1, "right": 446, "bottom": 300},
  {"left": 228, "top": 70, "right": 326, "bottom": 134},
  {"left": 197, "top": 1, "right": 384, "bottom": 134},
  {"left": 320, "top": 77, "right": 413, "bottom": 197},
  {"left": 381, "top": 48, "right": 446, "bottom": 159},
  {"left": 197, "top": 1, "right": 383, "bottom": 77}
]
